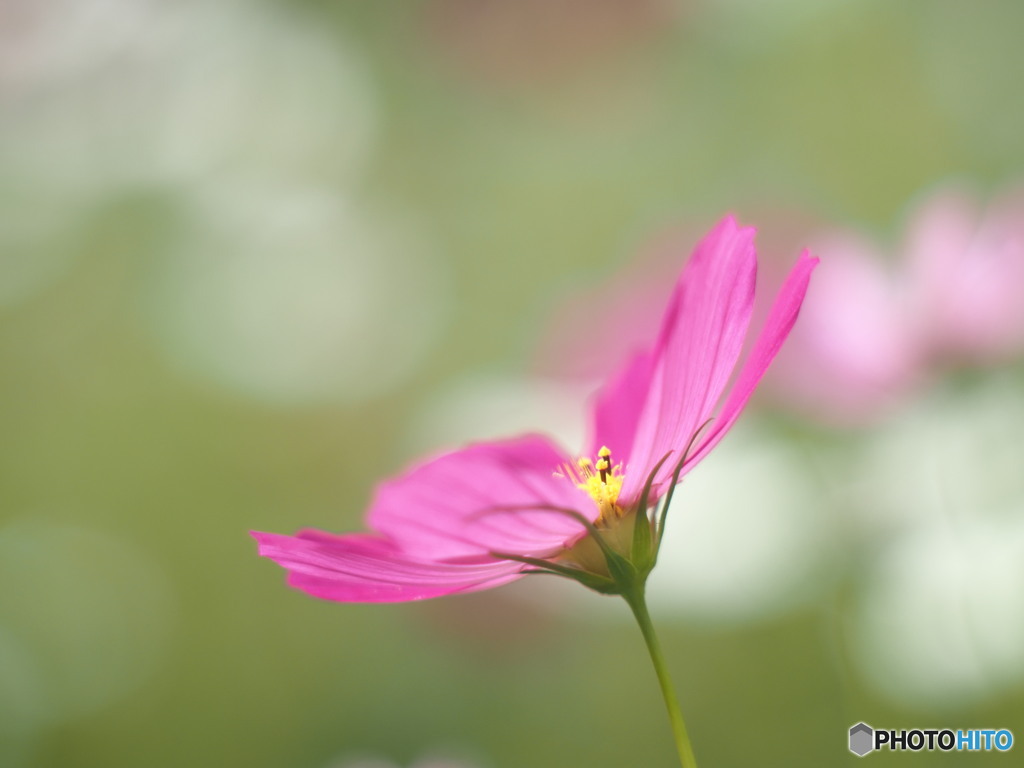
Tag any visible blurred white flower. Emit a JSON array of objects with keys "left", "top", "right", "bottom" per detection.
[
  {"left": 147, "top": 184, "right": 449, "bottom": 405},
  {"left": 0, "top": 0, "right": 164, "bottom": 94},
  {"left": 1, "top": 0, "right": 375, "bottom": 190},
  {"left": 146, "top": 1, "right": 375, "bottom": 186},
  {"left": 643, "top": 418, "right": 832, "bottom": 624},
  {"left": 0, "top": 0, "right": 377, "bottom": 309},
  {"left": 847, "top": 377, "right": 1024, "bottom": 708},
  {"left": 853, "top": 376, "right": 1024, "bottom": 534},
  {"left": 852, "top": 518, "right": 1024, "bottom": 710}
]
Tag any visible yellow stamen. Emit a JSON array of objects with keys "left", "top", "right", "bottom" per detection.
[{"left": 559, "top": 448, "right": 624, "bottom": 526}]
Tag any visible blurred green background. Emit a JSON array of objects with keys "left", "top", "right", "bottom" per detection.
[{"left": 2, "top": 1, "right": 1024, "bottom": 766}]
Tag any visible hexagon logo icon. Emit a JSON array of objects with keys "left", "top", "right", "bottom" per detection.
[{"left": 849, "top": 722, "right": 874, "bottom": 757}]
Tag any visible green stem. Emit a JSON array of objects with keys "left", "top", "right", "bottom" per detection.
[{"left": 624, "top": 588, "right": 698, "bottom": 768}]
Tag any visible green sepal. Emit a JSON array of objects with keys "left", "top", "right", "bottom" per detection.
[
  {"left": 493, "top": 552, "right": 619, "bottom": 594},
  {"left": 631, "top": 452, "right": 672, "bottom": 573},
  {"left": 630, "top": 514, "right": 655, "bottom": 576},
  {"left": 601, "top": 545, "right": 638, "bottom": 588},
  {"left": 483, "top": 502, "right": 646, "bottom": 596}
]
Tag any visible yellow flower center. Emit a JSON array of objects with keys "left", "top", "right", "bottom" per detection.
[{"left": 560, "top": 445, "right": 624, "bottom": 526}]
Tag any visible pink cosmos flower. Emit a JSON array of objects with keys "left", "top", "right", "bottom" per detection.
[
  {"left": 253, "top": 216, "right": 817, "bottom": 602},
  {"left": 904, "top": 184, "right": 1024, "bottom": 363},
  {"left": 771, "top": 183, "right": 1024, "bottom": 424}
]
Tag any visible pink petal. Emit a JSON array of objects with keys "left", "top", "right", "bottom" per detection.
[
  {"left": 368, "top": 434, "right": 593, "bottom": 560},
  {"left": 253, "top": 531, "right": 523, "bottom": 603},
  {"left": 254, "top": 435, "right": 596, "bottom": 604},
  {"left": 685, "top": 250, "right": 818, "bottom": 466},
  {"left": 616, "top": 216, "right": 758, "bottom": 500}
]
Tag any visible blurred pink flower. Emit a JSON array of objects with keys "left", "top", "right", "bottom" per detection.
[
  {"left": 768, "top": 233, "right": 922, "bottom": 423},
  {"left": 772, "top": 184, "right": 1024, "bottom": 423},
  {"left": 253, "top": 217, "right": 817, "bottom": 602},
  {"left": 905, "top": 185, "right": 1024, "bottom": 363}
]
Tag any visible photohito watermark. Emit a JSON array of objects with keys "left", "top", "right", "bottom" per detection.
[{"left": 849, "top": 723, "right": 1014, "bottom": 757}]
